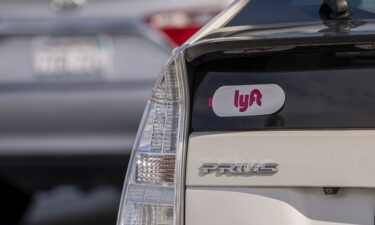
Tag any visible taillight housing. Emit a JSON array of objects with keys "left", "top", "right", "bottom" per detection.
[
  {"left": 117, "top": 53, "right": 188, "bottom": 225},
  {"left": 147, "top": 7, "right": 222, "bottom": 46}
]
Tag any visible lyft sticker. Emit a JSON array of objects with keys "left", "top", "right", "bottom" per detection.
[{"left": 211, "top": 84, "right": 285, "bottom": 117}]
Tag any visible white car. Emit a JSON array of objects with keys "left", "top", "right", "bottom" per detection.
[{"left": 117, "top": 0, "right": 375, "bottom": 224}]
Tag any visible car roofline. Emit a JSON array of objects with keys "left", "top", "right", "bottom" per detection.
[
  {"left": 183, "top": 31, "right": 375, "bottom": 61},
  {"left": 184, "top": 0, "right": 250, "bottom": 46}
]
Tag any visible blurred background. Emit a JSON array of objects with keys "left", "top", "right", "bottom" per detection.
[{"left": 0, "top": 0, "right": 230, "bottom": 224}]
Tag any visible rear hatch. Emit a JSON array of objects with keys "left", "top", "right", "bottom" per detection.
[{"left": 185, "top": 34, "right": 375, "bottom": 225}]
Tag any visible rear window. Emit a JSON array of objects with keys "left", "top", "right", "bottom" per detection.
[
  {"left": 227, "top": 0, "right": 375, "bottom": 26},
  {"left": 191, "top": 50, "right": 375, "bottom": 131}
]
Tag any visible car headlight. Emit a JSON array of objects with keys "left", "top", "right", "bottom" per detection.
[{"left": 117, "top": 53, "right": 188, "bottom": 225}]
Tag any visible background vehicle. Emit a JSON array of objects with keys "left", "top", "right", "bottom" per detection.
[
  {"left": 0, "top": 0, "right": 228, "bottom": 224},
  {"left": 117, "top": 0, "right": 375, "bottom": 225}
]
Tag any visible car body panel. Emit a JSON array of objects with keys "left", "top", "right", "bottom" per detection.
[
  {"left": 0, "top": 33, "right": 164, "bottom": 156},
  {"left": 186, "top": 187, "right": 375, "bottom": 225},
  {"left": 181, "top": 5, "right": 375, "bottom": 225},
  {"left": 186, "top": 131, "right": 375, "bottom": 187},
  {"left": 0, "top": 85, "right": 150, "bottom": 155}
]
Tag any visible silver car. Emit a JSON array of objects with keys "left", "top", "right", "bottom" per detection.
[{"left": 0, "top": 0, "right": 228, "bottom": 224}]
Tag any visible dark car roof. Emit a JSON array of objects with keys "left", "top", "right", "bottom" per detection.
[
  {"left": 200, "top": 20, "right": 375, "bottom": 41},
  {"left": 186, "top": 19, "right": 375, "bottom": 61},
  {"left": 186, "top": 0, "right": 375, "bottom": 54},
  {"left": 225, "top": 0, "right": 375, "bottom": 27}
]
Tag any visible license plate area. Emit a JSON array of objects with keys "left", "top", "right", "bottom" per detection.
[{"left": 32, "top": 35, "right": 113, "bottom": 78}]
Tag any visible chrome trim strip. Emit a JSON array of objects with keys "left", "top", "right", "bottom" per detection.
[
  {"left": 174, "top": 51, "right": 190, "bottom": 225},
  {"left": 185, "top": 0, "right": 250, "bottom": 45}
]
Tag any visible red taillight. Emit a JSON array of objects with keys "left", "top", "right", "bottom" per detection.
[
  {"left": 147, "top": 7, "right": 222, "bottom": 46},
  {"left": 160, "top": 26, "right": 201, "bottom": 46}
]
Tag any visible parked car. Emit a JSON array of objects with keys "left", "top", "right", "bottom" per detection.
[
  {"left": 117, "top": 0, "right": 375, "bottom": 225},
  {"left": 0, "top": 0, "right": 229, "bottom": 224}
]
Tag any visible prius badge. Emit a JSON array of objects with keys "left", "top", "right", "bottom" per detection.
[{"left": 200, "top": 162, "right": 278, "bottom": 176}]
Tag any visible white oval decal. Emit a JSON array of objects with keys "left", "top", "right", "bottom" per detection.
[{"left": 211, "top": 84, "right": 285, "bottom": 117}]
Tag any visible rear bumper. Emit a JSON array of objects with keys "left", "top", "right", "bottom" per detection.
[
  {"left": 0, "top": 154, "right": 130, "bottom": 192},
  {"left": 0, "top": 82, "right": 151, "bottom": 191},
  {"left": 0, "top": 134, "right": 134, "bottom": 156}
]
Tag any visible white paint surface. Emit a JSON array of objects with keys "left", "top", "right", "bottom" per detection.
[
  {"left": 187, "top": 131, "right": 375, "bottom": 187},
  {"left": 186, "top": 187, "right": 375, "bottom": 225}
]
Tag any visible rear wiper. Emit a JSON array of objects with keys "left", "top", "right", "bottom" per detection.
[{"left": 320, "top": 0, "right": 352, "bottom": 20}]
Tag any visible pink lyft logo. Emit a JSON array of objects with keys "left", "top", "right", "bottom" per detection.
[
  {"left": 234, "top": 89, "right": 262, "bottom": 112},
  {"left": 211, "top": 84, "right": 285, "bottom": 117}
]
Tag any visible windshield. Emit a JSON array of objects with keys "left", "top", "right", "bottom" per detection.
[{"left": 226, "top": 0, "right": 375, "bottom": 26}]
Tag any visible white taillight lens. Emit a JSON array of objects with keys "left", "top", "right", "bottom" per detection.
[{"left": 117, "top": 55, "right": 188, "bottom": 225}]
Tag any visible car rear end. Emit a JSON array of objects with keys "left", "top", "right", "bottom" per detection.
[
  {"left": 0, "top": 0, "right": 229, "bottom": 224},
  {"left": 0, "top": 0, "right": 231, "bottom": 191},
  {"left": 186, "top": 40, "right": 375, "bottom": 224},
  {"left": 117, "top": 0, "right": 375, "bottom": 225}
]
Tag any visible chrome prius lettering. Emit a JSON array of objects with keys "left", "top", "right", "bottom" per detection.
[{"left": 200, "top": 162, "right": 278, "bottom": 176}]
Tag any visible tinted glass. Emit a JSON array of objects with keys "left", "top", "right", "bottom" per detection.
[
  {"left": 192, "top": 69, "right": 375, "bottom": 131},
  {"left": 190, "top": 48, "right": 375, "bottom": 131},
  {"left": 227, "top": 0, "right": 375, "bottom": 26}
]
